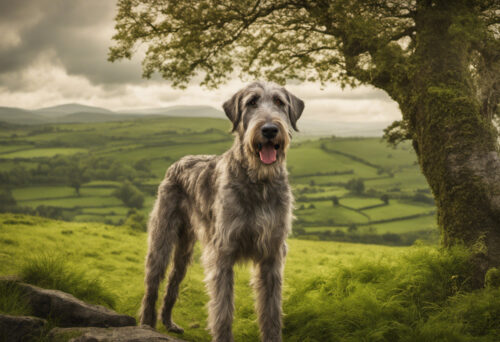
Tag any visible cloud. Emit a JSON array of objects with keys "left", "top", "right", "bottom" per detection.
[
  {"left": 0, "top": 0, "right": 143, "bottom": 87},
  {"left": 0, "top": 0, "right": 402, "bottom": 126}
]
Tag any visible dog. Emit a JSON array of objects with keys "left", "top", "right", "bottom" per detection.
[{"left": 140, "top": 81, "right": 304, "bottom": 342}]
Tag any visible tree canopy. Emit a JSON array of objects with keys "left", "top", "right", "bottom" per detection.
[{"left": 109, "top": 0, "right": 499, "bottom": 127}]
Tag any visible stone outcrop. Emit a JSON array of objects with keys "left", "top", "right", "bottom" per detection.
[
  {"left": 0, "top": 314, "right": 46, "bottom": 342},
  {"left": 0, "top": 278, "right": 187, "bottom": 341},
  {"left": 17, "top": 283, "right": 136, "bottom": 328},
  {"left": 49, "top": 326, "right": 186, "bottom": 342}
]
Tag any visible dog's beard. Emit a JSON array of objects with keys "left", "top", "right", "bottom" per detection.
[{"left": 242, "top": 120, "right": 290, "bottom": 181}]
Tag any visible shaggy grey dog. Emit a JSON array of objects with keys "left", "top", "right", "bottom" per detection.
[{"left": 140, "top": 81, "right": 304, "bottom": 342}]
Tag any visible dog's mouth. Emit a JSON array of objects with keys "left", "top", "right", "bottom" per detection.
[{"left": 256, "top": 142, "right": 280, "bottom": 164}]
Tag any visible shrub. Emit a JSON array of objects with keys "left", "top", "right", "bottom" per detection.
[
  {"left": 331, "top": 196, "right": 339, "bottom": 206},
  {"left": 125, "top": 209, "right": 147, "bottom": 232},
  {"left": 113, "top": 181, "right": 144, "bottom": 209},
  {"left": 0, "top": 188, "right": 16, "bottom": 212},
  {"left": 412, "top": 192, "right": 435, "bottom": 205},
  {"left": 346, "top": 178, "right": 365, "bottom": 195}
]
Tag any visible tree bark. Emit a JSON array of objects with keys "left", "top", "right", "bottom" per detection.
[{"left": 409, "top": 0, "right": 500, "bottom": 287}]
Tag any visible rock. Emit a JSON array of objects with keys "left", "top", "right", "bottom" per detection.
[
  {"left": 49, "top": 326, "right": 187, "bottom": 342},
  {"left": 16, "top": 283, "right": 136, "bottom": 327},
  {"left": 0, "top": 314, "right": 46, "bottom": 342}
]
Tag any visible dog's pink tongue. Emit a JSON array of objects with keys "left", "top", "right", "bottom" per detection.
[{"left": 259, "top": 144, "right": 277, "bottom": 164}]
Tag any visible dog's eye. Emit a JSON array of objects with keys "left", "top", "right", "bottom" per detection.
[
  {"left": 247, "top": 97, "right": 258, "bottom": 106},
  {"left": 274, "top": 98, "right": 284, "bottom": 107}
]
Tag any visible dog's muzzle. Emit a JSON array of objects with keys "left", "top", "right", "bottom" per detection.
[{"left": 261, "top": 123, "right": 278, "bottom": 139}]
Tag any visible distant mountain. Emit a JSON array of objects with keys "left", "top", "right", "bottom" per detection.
[
  {"left": 54, "top": 112, "right": 148, "bottom": 123},
  {"left": 35, "top": 103, "right": 114, "bottom": 117},
  {"left": 0, "top": 107, "right": 48, "bottom": 125},
  {"left": 0, "top": 104, "right": 224, "bottom": 126},
  {"left": 297, "top": 119, "right": 392, "bottom": 137},
  {"left": 118, "top": 105, "right": 224, "bottom": 118}
]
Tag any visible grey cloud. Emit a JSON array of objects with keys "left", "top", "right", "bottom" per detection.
[{"left": 0, "top": 0, "right": 145, "bottom": 88}]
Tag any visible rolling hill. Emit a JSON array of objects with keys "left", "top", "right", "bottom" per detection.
[
  {"left": 0, "top": 104, "right": 224, "bottom": 125},
  {"left": 0, "top": 107, "right": 48, "bottom": 125},
  {"left": 34, "top": 103, "right": 114, "bottom": 117}
]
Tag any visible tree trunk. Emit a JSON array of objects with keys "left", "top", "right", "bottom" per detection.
[{"left": 409, "top": 1, "right": 500, "bottom": 287}]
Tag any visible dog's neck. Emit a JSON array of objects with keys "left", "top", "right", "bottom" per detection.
[{"left": 228, "top": 136, "right": 288, "bottom": 184}]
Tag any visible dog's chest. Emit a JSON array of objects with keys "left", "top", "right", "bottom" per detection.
[{"left": 230, "top": 181, "right": 291, "bottom": 229}]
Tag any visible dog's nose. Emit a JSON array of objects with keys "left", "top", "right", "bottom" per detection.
[{"left": 261, "top": 123, "right": 278, "bottom": 139}]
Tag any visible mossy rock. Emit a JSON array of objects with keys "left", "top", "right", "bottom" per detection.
[{"left": 485, "top": 267, "right": 500, "bottom": 288}]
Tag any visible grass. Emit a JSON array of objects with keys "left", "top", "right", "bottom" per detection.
[
  {"left": 296, "top": 201, "right": 369, "bottom": 225},
  {"left": 365, "top": 169, "right": 428, "bottom": 192},
  {"left": 13, "top": 186, "right": 77, "bottom": 201},
  {"left": 340, "top": 197, "right": 383, "bottom": 209},
  {"left": 1, "top": 214, "right": 499, "bottom": 341},
  {"left": 0, "top": 279, "right": 30, "bottom": 316},
  {"left": 22, "top": 196, "right": 123, "bottom": 209},
  {"left": 283, "top": 245, "right": 499, "bottom": 342},
  {"left": 371, "top": 215, "right": 437, "bottom": 234},
  {"left": 362, "top": 200, "right": 434, "bottom": 221},
  {"left": 299, "top": 187, "right": 350, "bottom": 199},
  {"left": 19, "top": 254, "right": 116, "bottom": 308},
  {"left": 324, "top": 138, "right": 417, "bottom": 170},
  {"left": 288, "top": 143, "right": 379, "bottom": 178},
  {"left": 0, "top": 148, "right": 87, "bottom": 159},
  {"left": 0, "top": 144, "right": 34, "bottom": 154}
]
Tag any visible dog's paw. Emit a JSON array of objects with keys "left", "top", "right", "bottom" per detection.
[{"left": 166, "top": 321, "right": 184, "bottom": 334}]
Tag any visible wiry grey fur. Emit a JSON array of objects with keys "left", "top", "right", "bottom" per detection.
[{"left": 139, "top": 81, "right": 304, "bottom": 342}]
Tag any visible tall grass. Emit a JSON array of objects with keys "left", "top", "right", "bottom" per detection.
[
  {"left": 283, "top": 245, "right": 500, "bottom": 341},
  {"left": 0, "top": 279, "right": 30, "bottom": 316},
  {"left": 20, "top": 254, "right": 117, "bottom": 309}
]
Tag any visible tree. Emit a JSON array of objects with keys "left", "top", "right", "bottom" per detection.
[
  {"left": 348, "top": 224, "right": 358, "bottom": 233},
  {"left": 346, "top": 178, "right": 365, "bottom": 195},
  {"left": 113, "top": 181, "right": 145, "bottom": 209},
  {"left": 380, "top": 194, "right": 390, "bottom": 205},
  {"left": 68, "top": 165, "right": 88, "bottom": 196},
  {"left": 332, "top": 196, "right": 339, "bottom": 206},
  {"left": 0, "top": 188, "right": 17, "bottom": 212},
  {"left": 109, "top": 0, "right": 500, "bottom": 286}
]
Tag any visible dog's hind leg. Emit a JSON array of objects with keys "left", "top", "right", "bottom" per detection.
[
  {"left": 160, "top": 225, "right": 195, "bottom": 333},
  {"left": 139, "top": 183, "right": 181, "bottom": 328}
]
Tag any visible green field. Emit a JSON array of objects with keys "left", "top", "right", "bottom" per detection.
[
  {"left": 0, "top": 116, "right": 436, "bottom": 245},
  {"left": 0, "top": 214, "right": 498, "bottom": 341},
  {"left": 0, "top": 148, "right": 87, "bottom": 159}
]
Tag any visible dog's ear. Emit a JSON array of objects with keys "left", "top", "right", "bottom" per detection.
[
  {"left": 286, "top": 90, "right": 305, "bottom": 132},
  {"left": 222, "top": 90, "right": 243, "bottom": 132}
]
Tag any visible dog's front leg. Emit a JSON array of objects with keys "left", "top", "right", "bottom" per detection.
[
  {"left": 204, "top": 251, "right": 235, "bottom": 342},
  {"left": 253, "top": 253, "right": 284, "bottom": 342}
]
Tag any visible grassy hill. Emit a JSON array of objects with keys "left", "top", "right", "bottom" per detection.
[
  {"left": 1, "top": 214, "right": 499, "bottom": 341},
  {"left": 0, "top": 116, "right": 436, "bottom": 245}
]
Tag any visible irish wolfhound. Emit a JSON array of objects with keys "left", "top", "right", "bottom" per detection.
[{"left": 140, "top": 81, "right": 304, "bottom": 342}]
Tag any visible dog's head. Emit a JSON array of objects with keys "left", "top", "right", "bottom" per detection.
[{"left": 223, "top": 81, "right": 304, "bottom": 178}]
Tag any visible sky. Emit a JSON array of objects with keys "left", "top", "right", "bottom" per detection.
[{"left": 0, "top": 0, "right": 402, "bottom": 132}]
